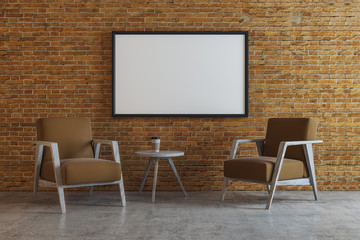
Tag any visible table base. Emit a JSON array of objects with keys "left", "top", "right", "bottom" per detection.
[{"left": 139, "top": 157, "right": 187, "bottom": 203}]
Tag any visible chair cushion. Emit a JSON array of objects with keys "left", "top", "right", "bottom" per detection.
[
  {"left": 42, "top": 158, "right": 122, "bottom": 185},
  {"left": 224, "top": 156, "right": 307, "bottom": 182}
]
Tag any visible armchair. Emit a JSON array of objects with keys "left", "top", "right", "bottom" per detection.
[
  {"left": 33, "top": 118, "right": 126, "bottom": 213},
  {"left": 221, "top": 118, "right": 322, "bottom": 209}
]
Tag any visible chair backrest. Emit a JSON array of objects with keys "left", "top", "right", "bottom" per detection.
[
  {"left": 37, "top": 118, "right": 94, "bottom": 163},
  {"left": 263, "top": 118, "right": 317, "bottom": 162}
]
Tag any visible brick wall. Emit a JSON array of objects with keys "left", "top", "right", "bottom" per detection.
[{"left": 1, "top": 0, "right": 359, "bottom": 191}]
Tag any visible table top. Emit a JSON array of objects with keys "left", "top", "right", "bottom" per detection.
[{"left": 135, "top": 150, "right": 184, "bottom": 158}]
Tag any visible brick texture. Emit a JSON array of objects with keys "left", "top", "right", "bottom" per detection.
[{"left": 1, "top": 0, "right": 359, "bottom": 192}]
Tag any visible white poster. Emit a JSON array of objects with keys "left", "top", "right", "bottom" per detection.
[{"left": 112, "top": 32, "right": 248, "bottom": 117}]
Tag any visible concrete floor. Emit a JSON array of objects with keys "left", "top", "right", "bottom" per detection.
[{"left": 0, "top": 191, "right": 359, "bottom": 240}]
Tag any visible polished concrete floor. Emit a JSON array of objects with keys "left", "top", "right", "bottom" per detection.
[{"left": 0, "top": 191, "right": 359, "bottom": 240}]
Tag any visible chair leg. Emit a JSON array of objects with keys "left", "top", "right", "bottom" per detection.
[
  {"left": 266, "top": 142, "right": 287, "bottom": 209},
  {"left": 57, "top": 186, "right": 66, "bottom": 214},
  {"left": 266, "top": 185, "right": 271, "bottom": 194},
  {"left": 33, "top": 145, "right": 43, "bottom": 201},
  {"left": 303, "top": 143, "right": 318, "bottom": 201},
  {"left": 221, "top": 178, "right": 229, "bottom": 202},
  {"left": 266, "top": 182, "right": 277, "bottom": 210},
  {"left": 310, "top": 178, "right": 318, "bottom": 201},
  {"left": 33, "top": 173, "right": 40, "bottom": 201},
  {"left": 89, "top": 186, "right": 94, "bottom": 198},
  {"left": 119, "top": 176, "right": 126, "bottom": 207},
  {"left": 308, "top": 154, "right": 318, "bottom": 201}
]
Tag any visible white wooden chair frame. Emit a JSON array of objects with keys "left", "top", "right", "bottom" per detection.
[
  {"left": 33, "top": 139, "right": 126, "bottom": 214},
  {"left": 221, "top": 139, "right": 323, "bottom": 209}
]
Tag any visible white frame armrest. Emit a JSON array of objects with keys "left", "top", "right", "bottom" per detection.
[
  {"left": 274, "top": 140, "right": 323, "bottom": 180},
  {"left": 91, "top": 139, "right": 126, "bottom": 206},
  {"left": 233, "top": 139, "right": 266, "bottom": 144},
  {"left": 266, "top": 139, "right": 323, "bottom": 209},
  {"left": 274, "top": 139, "right": 323, "bottom": 178},
  {"left": 230, "top": 139, "right": 265, "bottom": 159},
  {"left": 280, "top": 140, "right": 323, "bottom": 147},
  {"left": 32, "top": 140, "right": 66, "bottom": 213},
  {"left": 32, "top": 140, "right": 57, "bottom": 147},
  {"left": 92, "top": 139, "right": 114, "bottom": 145},
  {"left": 92, "top": 139, "right": 121, "bottom": 164},
  {"left": 32, "top": 141, "right": 63, "bottom": 185}
]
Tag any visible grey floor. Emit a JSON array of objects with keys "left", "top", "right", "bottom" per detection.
[{"left": 0, "top": 191, "right": 359, "bottom": 240}]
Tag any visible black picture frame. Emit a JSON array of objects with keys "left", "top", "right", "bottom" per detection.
[{"left": 112, "top": 31, "right": 248, "bottom": 117}]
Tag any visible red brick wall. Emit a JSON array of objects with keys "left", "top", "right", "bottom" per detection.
[{"left": 1, "top": 0, "right": 359, "bottom": 191}]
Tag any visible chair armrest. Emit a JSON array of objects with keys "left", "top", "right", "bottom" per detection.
[
  {"left": 280, "top": 140, "right": 323, "bottom": 147},
  {"left": 92, "top": 139, "right": 121, "bottom": 164},
  {"left": 233, "top": 139, "right": 265, "bottom": 144},
  {"left": 230, "top": 139, "right": 265, "bottom": 159},
  {"left": 92, "top": 139, "right": 115, "bottom": 145},
  {"left": 275, "top": 140, "right": 323, "bottom": 166},
  {"left": 32, "top": 140, "right": 63, "bottom": 186},
  {"left": 32, "top": 140, "right": 57, "bottom": 147},
  {"left": 270, "top": 139, "right": 323, "bottom": 186}
]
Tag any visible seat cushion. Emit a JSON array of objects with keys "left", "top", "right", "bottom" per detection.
[
  {"left": 224, "top": 156, "right": 307, "bottom": 182},
  {"left": 42, "top": 158, "right": 122, "bottom": 185}
]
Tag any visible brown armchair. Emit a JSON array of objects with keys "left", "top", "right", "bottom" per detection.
[
  {"left": 221, "top": 118, "right": 322, "bottom": 209},
  {"left": 32, "top": 118, "right": 126, "bottom": 213}
]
